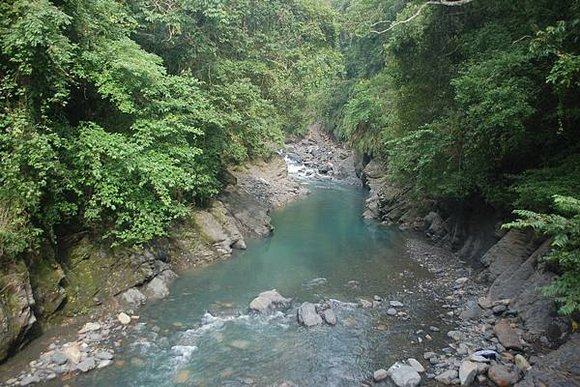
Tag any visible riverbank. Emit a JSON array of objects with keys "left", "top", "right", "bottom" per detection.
[{"left": 362, "top": 157, "right": 579, "bottom": 386}]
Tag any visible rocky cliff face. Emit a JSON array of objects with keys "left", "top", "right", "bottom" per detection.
[{"left": 0, "top": 154, "right": 305, "bottom": 363}]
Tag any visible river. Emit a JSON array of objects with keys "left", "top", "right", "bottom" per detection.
[{"left": 70, "top": 180, "right": 447, "bottom": 386}]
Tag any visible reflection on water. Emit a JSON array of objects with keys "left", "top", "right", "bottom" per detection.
[{"left": 72, "top": 182, "right": 444, "bottom": 386}]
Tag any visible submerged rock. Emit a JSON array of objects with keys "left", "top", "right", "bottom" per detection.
[
  {"left": 297, "top": 302, "right": 323, "bottom": 327},
  {"left": 249, "top": 290, "right": 291, "bottom": 314}
]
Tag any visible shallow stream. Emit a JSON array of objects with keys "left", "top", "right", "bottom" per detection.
[{"left": 71, "top": 181, "right": 446, "bottom": 386}]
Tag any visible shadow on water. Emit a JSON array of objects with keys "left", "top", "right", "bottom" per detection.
[{"left": 69, "top": 182, "right": 447, "bottom": 386}]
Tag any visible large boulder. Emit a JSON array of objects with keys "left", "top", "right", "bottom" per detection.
[
  {"left": 494, "top": 319, "right": 523, "bottom": 351},
  {"left": 297, "top": 302, "right": 323, "bottom": 327},
  {"left": 249, "top": 290, "right": 291, "bottom": 314},
  {"left": 144, "top": 270, "right": 177, "bottom": 300},
  {"left": 387, "top": 362, "right": 421, "bottom": 387}
]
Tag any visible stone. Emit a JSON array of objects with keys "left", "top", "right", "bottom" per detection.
[
  {"left": 79, "top": 322, "right": 101, "bottom": 334},
  {"left": 322, "top": 309, "right": 337, "bottom": 326},
  {"left": 98, "top": 359, "right": 113, "bottom": 369},
  {"left": 488, "top": 364, "right": 521, "bottom": 386},
  {"left": 494, "top": 319, "right": 523, "bottom": 350},
  {"left": 387, "top": 308, "right": 397, "bottom": 316},
  {"left": 51, "top": 351, "right": 68, "bottom": 365},
  {"left": 76, "top": 357, "right": 96, "bottom": 372},
  {"left": 423, "top": 352, "right": 436, "bottom": 360},
  {"left": 373, "top": 295, "right": 382, "bottom": 301},
  {"left": 143, "top": 277, "right": 170, "bottom": 300},
  {"left": 455, "top": 277, "right": 469, "bottom": 285},
  {"left": 514, "top": 354, "right": 530, "bottom": 371},
  {"left": 373, "top": 369, "right": 388, "bottom": 382},
  {"left": 492, "top": 304, "right": 507, "bottom": 314},
  {"left": 447, "top": 330, "right": 462, "bottom": 341},
  {"left": 429, "top": 326, "right": 440, "bottom": 332},
  {"left": 390, "top": 301, "right": 404, "bottom": 307},
  {"left": 459, "top": 361, "right": 478, "bottom": 386},
  {"left": 95, "top": 351, "right": 114, "bottom": 360},
  {"left": 407, "top": 358, "right": 425, "bottom": 373},
  {"left": 19, "top": 375, "right": 40, "bottom": 386},
  {"left": 387, "top": 362, "right": 421, "bottom": 387},
  {"left": 460, "top": 300, "right": 483, "bottom": 321},
  {"left": 297, "top": 302, "right": 323, "bottom": 327},
  {"left": 63, "top": 343, "right": 82, "bottom": 363},
  {"left": 120, "top": 288, "right": 147, "bottom": 306},
  {"left": 118, "top": 312, "right": 131, "bottom": 325},
  {"left": 359, "top": 299, "right": 373, "bottom": 308},
  {"left": 435, "top": 369, "right": 458, "bottom": 385},
  {"left": 249, "top": 290, "right": 291, "bottom": 314}
]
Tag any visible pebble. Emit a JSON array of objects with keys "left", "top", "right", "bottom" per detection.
[
  {"left": 118, "top": 312, "right": 132, "bottom": 325},
  {"left": 435, "top": 369, "right": 458, "bottom": 385},
  {"left": 98, "top": 359, "right": 113, "bottom": 369},
  {"left": 390, "top": 301, "right": 404, "bottom": 307},
  {"left": 423, "top": 352, "right": 436, "bottom": 360},
  {"left": 447, "top": 330, "right": 462, "bottom": 341},
  {"left": 515, "top": 354, "right": 531, "bottom": 371},
  {"left": 459, "top": 360, "right": 478, "bottom": 386},
  {"left": 79, "top": 322, "right": 101, "bottom": 334},
  {"left": 387, "top": 308, "right": 398, "bottom": 316},
  {"left": 429, "top": 326, "right": 440, "bottom": 332}
]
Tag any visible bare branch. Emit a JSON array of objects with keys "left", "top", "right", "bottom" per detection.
[{"left": 369, "top": 0, "right": 476, "bottom": 35}]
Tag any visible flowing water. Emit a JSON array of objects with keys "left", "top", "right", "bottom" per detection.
[{"left": 71, "top": 181, "right": 446, "bottom": 386}]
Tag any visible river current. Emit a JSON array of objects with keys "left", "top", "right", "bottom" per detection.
[{"left": 72, "top": 180, "right": 446, "bottom": 386}]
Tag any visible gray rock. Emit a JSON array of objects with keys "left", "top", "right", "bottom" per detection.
[
  {"left": 322, "top": 309, "right": 337, "bottom": 326},
  {"left": 98, "top": 359, "right": 113, "bottom": 369},
  {"left": 249, "top": 290, "right": 291, "bottom": 314},
  {"left": 120, "top": 288, "right": 147, "bottom": 306},
  {"left": 492, "top": 304, "right": 507, "bottom": 314},
  {"left": 95, "top": 351, "right": 114, "bottom": 360},
  {"left": 373, "top": 369, "right": 388, "bottom": 382},
  {"left": 359, "top": 299, "right": 373, "bottom": 308},
  {"left": 297, "top": 302, "right": 323, "bottom": 327},
  {"left": 460, "top": 300, "right": 483, "bottom": 321},
  {"left": 144, "top": 277, "right": 169, "bottom": 300},
  {"left": 423, "top": 352, "right": 436, "bottom": 360},
  {"left": 435, "top": 369, "right": 458, "bottom": 385},
  {"left": 78, "top": 322, "right": 101, "bottom": 334},
  {"left": 51, "top": 351, "right": 68, "bottom": 365},
  {"left": 19, "top": 375, "right": 40, "bottom": 386},
  {"left": 447, "top": 330, "right": 462, "bottom": 341},
  {"left": 387, "top": 362, "right": 421, "bottom": 387},
  {"left": 407, "top": 358, "right": 425, "bottom": 373},
  {"left": 387, "top": 308, "right": 398, "bottom": 316},
  {"left": 390, "top": 301, "right": 404, "bottom": 307},
  {"left": 76, "top": 357, "right": 96, "bottom": 373},
  {"left": 459, "top": 361, "right": 478, "bottom": 386}
]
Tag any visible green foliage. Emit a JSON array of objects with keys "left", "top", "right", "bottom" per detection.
[
  {"left": 0, "top": 0, "right": 341, "bottom": 256},
  {"left": 504, "top": 196, "right": 580, "bottom": 315}
]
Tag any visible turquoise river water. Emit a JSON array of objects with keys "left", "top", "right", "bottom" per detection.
[{"left": 70, "top": 181, "right": 446, "bottom": 386}]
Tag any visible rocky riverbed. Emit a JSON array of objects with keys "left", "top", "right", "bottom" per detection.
[{"left": 2, "top": 126, "right": 578, "bottom": 387}]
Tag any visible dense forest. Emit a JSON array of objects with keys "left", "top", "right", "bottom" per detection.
[{"left": 1, "top": 0, "right": 579, "bottom": 313}]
